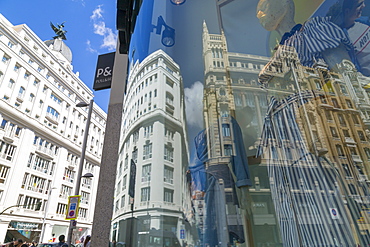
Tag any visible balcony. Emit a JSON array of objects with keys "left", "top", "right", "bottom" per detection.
[
  {"left": 45, "top": 113, "right": 59, "bottom": 125},
  {"left": 344, "top": 137, "right": 356, "bottom": 145},
  {"left": 351, "top": 155, "right": 363, "bottom": 163},
  {"left": 35, "top": 145, "right": 55, "bottom": 159},
  {"left": 358, "top": 174, "right": 368, "bottom": 182},
  {"left": 3, "top": 129, "right": 15, "bottom": 143},
  {"left": 67, "top": 160, "right": 77, "bottom": 170}
]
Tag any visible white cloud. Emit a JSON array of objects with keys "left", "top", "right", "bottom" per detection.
[
  {"left": 185, "top": 81, "right": 204, "bottom": 129},
  {"left": 93, "top": 22, "right": 107, "bottom": 36},
  {"left": 86, "top": 40, "right": 97, "bottom": 53},
  {"left": 90, "top": 5, "right": 117, "bottom": 51},
  {"left": 90, "top": 5, "right": 103, "bottom": 20},
  {"left": 101, "top": 29, "right": 117, "bottom": 51}
]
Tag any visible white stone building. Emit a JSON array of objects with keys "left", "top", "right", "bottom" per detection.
[
  {"left": 111, "top": 49, "right": 192, "bottom": 246},
  {"left": 0, "top": 14, "right": 106, "bottom": 244}
]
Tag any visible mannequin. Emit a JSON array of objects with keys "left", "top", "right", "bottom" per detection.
[{"left": 256, "top": 0, "right": 296, "bottom": 36}]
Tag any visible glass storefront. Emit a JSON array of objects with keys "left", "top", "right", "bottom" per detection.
[{"left": 112, "top": 0, "right": 370, "bottom": 246}]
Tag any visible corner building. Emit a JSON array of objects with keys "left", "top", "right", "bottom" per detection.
[
  {"left": 0, "top": 15, "right": 106, "bottom": 243},
  {"left": 112, "top": 50, "right": 192, "bottom": 246}
]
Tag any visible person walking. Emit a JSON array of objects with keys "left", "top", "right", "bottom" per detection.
[
  {"left": 57, "top": 235, "right": 68, "bottom": 247},
  {"left": 83, "top": 235, "right": 91, "bottom": 247}
]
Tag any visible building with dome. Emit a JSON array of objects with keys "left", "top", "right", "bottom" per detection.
[{"left": 0, "top": 14, "right": 106, "bottom": 244}]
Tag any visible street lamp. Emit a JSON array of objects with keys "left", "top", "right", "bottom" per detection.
[
  {"left": 40, "top": 187, "right": 57, "bottom": 243},
  {"left": 67, "top": 99, "right": 94, "bottom": 246}
]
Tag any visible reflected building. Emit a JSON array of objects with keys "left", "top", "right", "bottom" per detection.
[
  {"left": 112, "top": 50, "right": 193, "bottom": 246},
  {"left": 200, "top": 22, "right": 289, "bottom": 246},
  {"left": 201, "top": 22, "right": 370, "bottom": 246},
  {"left": 259, "top": 45, "right": 370, "bottom": 245}
]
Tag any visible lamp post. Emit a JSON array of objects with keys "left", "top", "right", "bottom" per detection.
[
  {"left": 66, "top": 99, "right": 94, "bottom": 246},
  {"left": 40, "top": 186, "right": 57, "bottom": 243}
]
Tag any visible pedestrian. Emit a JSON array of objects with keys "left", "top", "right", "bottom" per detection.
[
  {"left": 83, "top": 235, "right": 91, "bottom": 247},
  {"left": 57, "top": 235, "right": 68, "bottom": 247}
]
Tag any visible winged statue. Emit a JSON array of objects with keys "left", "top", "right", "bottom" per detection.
[{"left": 50, "top": 22, "right": 67, "bottom": 40}]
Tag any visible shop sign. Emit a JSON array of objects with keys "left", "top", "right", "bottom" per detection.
[{"left": 10, "top": 221, "right": 39, "bottom": 230}]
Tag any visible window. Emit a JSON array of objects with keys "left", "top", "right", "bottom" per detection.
[
  {"left": 330, "top": 127, "right": 338, "bottom": 138},
  {"left": 133, "top": 130, "right": 139, "bottom": 143},
  {"left": 143, "top": 143, "right": 152, "bottom": 160},
  {"left": 352, "top": 114, "right": 360, "bottom": 125},
  {"left": 346, "top": 100, "right": 353, "bottom": 108},
  {"left": 22, "top": 173, "right": 48, "bottom": 193},
  {"left": 141, "top": 187, "right": 150, "bottom": 202},
  {"left": 14, "top": 63, "right": 20, "bottom": 72},
  {"left": 144, "top": 125, "right": 153, "bottom": 138},
  {"left": 57, "top": 203, "right": 67, "bottom": 215},
  {"left": 29, "top": 94, "right": 35, "bottom": 102},
  {"left": 142, "top": 164, "right": 151, "bottom": 182},
  {"left": 24, "top": 72, "right": 30, "bottom": 80},
  {"left": 122, "top": 175, "right": 127, "bottom": 191},
  {"left": 60, "top": 185, "right": 73, "bottom": 198},
  {"left": 8, "top": 79, "right": 15, "bottom": 88},
  {"left": 121, "top": 195, "right": 125, "bottom": 208},
  {"left": 0, "top": 119, "right": 7, "bottom": 129},
  {"left": 50, "top": 93, "right": 62, "bottom": 104},
  {"left": 0, "top": 141, "right": 17, "bottom": 161},
  {"left": 124, "top": 155, "right": 129, "bottom": 170},
  {"left": 132, "top": 148, "right": 138, "bottom": 163},
  {"left": 164, "top": 166, "right": 174, "bottom": 184},
  {"left": 33, "top": 79, "right": 40, "bottom": 86},
  {"left": 338, "top": 114, "right": 346, "bottom": 126},
  {"left": 336, "top": 145, "right": 344, "bottom": 157},
  {"left": 81, "top": 191, "right": 90, "bottom": 205},
  {"left": 19, "top": 195, "right": 42, "bottom": 211},
  {"left": 2, "top": 54, "right": 10, "bottom": 63},
  {"left": 342, "top": 164, "right": 352, "bottom": 177},
  {"left": 222, "top": 124, "right": 231, "bottom": 137},
  {"left": 315, "top": 80, "right": 322, "bottom": 90},
  {"left": 0, "top": 162, "right": 10, "bottom": 182},
  {"left": 63, "top": 168, "right": 75, "bottom": 183},
  {"left": 19, "top": 87, "right": 25, "bottom": 97},
  {"left": 332, "top": 98, "right": 339, "bottom": 108},
  {"left": 164, "top": 188, "right": 174, "bottom": 203},
  {"left": 224, "top": 144, "right": 233, "bottom": 156},
  {"left": 39, "top": 100, "right": 44, "bottom": 108},
  {"left": 340, "top": 85, "right": 348, "bottom": 95},
  {"left": 46, "top": 106, "right": 60, "bottom": 119},
  {"left": 164, "top": 145, "right": 174, "bottom": 162},
  {"left": 358, "top": 131, "right": 366, "bottom": 141}
]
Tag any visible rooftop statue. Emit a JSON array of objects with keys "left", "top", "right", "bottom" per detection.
[{"left": 50, "top": 22, "right": 67, "bottom": 40}]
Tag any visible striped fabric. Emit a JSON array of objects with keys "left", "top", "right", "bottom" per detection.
[
  {"left": 281, "top": 16, "right": 354, "bottom": 68},
  {"left": 257, "top": 93, "right": 356, "bottom": 247}
]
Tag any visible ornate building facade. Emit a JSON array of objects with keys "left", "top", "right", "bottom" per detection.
[{"left": 0, "top": 15, "right": 106, "bottom": 244}]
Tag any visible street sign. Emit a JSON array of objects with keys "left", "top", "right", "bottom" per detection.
[
  {"left": 180, "top": 229, "right": 185, "bottom": 239},
  {"left": 93, "top": 52, "right": 115, "bottom": 91},
  {"left": 66, "top": 195, "right": 81, "bottom": 220},
  {"left": 330, "top": 208, "right": 339, "bottom": 219}
]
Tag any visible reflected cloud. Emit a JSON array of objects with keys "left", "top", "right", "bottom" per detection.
[{"left": 185, "top": 81, "right": 204, "bottom": 128}]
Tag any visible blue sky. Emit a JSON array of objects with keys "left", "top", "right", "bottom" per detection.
[{"left": 0, "top": 0, "right": 117, "bottom": 112}]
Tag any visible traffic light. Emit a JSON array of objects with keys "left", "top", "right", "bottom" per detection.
[{"left": 35, "top": 201, "right": 42, "bottom": 211}]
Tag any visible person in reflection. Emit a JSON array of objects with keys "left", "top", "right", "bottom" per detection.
[
  {"left": 341, "top": 0, "right": 370, "bottom": 75},
  {"left": 83, "top": 235, "right": 91, "bottom": 247}
]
